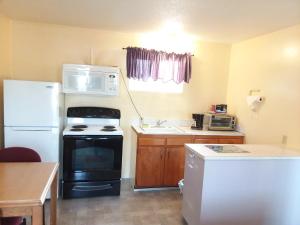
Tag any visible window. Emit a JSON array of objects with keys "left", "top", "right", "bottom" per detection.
[
  {"left": 129, "top": 77, "right": 183, "bottom": 93},
  {"left": 125, "top": 47, "right": 192, "bottom": 93}
]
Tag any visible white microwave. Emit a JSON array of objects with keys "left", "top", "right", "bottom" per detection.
[{"left": 62, "top": 64, "right": 119, "bottom": 96}]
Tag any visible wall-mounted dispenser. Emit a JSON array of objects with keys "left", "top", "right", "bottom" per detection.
[{"left": 247, "top": 89, "right": 263, "bottom": 111}]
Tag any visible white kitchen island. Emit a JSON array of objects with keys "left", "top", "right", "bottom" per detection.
[{"left": 182, "top": 144, "right": 300, "bottom": 225}]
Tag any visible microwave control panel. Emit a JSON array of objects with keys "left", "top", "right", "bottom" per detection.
[{"left": 106, "top": 74, "right": 119, "bottom": 95}]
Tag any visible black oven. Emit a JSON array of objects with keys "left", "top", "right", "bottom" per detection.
[{"left": 62, "top": 135, "right": 123, "bottom": 198}]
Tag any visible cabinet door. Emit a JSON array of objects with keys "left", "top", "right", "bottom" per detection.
[
  {"left": 167, "top": 137, "right": 193, "bottom": 146},
  {"left": 139, "top": 137, "right": 165, "bottom": 146},
  {"left": 135, "top": 146, "right": 164, "bottom": 187},
  {"left": 194, "top": 138, "right": 219, "bottom": 144},
  {"left": 163, "top": 147, "right": 186, "bottom": 186},
  {"left": 219, "top": 138, "right": 244, "bottom": 144}
]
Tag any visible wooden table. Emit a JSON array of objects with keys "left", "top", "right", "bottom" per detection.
[{"left": 0, "top": 163, "right": 59, "bottom": 225}]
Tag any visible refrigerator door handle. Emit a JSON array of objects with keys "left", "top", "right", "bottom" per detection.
[{"left": 11, "top": 127, "right": 53, "bottom": 132}]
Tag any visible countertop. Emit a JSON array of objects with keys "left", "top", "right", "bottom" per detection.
[
  {"left": 186, "top": 144, "right": 300, "bottom": 160},
  {"left": 132, "top": 125, "right": 244, "bottom": 136}
]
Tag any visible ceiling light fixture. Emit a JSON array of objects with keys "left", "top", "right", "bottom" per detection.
[
  {"left": 162, "top": 20, "right": 183, "bottom": 34},
  {"left": 138, "top": 20, "right": 196, "bottom": 54},
  {"left": 284, "top": 46, "right": 299, "bottom": 58}
]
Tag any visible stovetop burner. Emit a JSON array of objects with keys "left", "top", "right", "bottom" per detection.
[
  {"left": 103, "top": 125, "right": 116, "bottom": 129},
  {"left": 72, "top": 124, "right": 88, "bottom": 129},
  {"left": 70, "top": 128, "right": 84, "bottom": 131},
  {"left": 101, "top": 128, "right": 117, "bottom": 132}
]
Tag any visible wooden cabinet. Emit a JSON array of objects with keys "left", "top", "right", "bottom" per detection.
[
  {"left": 135, "top": 136, "right": 193, "bottom": 188},
  {"left": 163, "top": 146, "right": 186, "bottom": 186},
  {"left": 194, "top": 138, "right": 219, "bottom": 144},
  {"left": 163, "top": 137, "right": 193, "bottom": 186},
  {"left": 134, "top": 133, "right": 244, "bottom": 188},
  {"left": 218, "top": 138, "right": 243, "bottom": 144},
  {"left": 136, "top": 146, "right": 164, "bottom": 187},
  {"left": 194, "top": 136, "right": 243, "bottom": 144},
  {"left": 139, "top": 137, "right": 165, "bottom": 146},
  {"left": 167, "top": 137, "right": 193, "bottom": 146}
]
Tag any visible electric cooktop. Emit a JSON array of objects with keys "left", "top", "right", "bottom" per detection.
[{"left": 205, "top": 145, "right": 249, "bottom": 153}]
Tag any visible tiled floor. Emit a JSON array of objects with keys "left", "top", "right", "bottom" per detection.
[{"left": 43, "top": 180, "right": 186, "bottom": 225}]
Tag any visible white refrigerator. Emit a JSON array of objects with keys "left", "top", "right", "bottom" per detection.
[{"left": 4, "top": 80, "right": 64, "bottom": 163}]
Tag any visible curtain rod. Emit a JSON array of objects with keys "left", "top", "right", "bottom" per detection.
[{"left": 122, "top": 47, "right": 194, "bottom": 56}]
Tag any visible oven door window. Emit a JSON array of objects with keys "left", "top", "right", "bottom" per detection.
[
  {"left": 72, "top": 146, "right": 114, "bottom": 171},
  {"left": 63, "top": 135, "right": 123, "bottom": 181}
]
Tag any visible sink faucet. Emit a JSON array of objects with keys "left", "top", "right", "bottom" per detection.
[{"left": 156, "top": 119, "right": 167, "bottom": 127}]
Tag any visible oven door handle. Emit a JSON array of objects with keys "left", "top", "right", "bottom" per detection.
[
  {"left": 72, "top": 184, "right": 112, "bottom": 192},
  {"left": 77, "top": 137, "right": 109, "bottom": 141}
]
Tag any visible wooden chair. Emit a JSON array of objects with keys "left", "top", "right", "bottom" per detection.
[{"left": 0, "top": 147, "right": 42, "bottom": 225}]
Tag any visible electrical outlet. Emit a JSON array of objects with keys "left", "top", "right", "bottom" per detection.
[{"left": 281, "top": 135, "right": 288, "bottom": 145}]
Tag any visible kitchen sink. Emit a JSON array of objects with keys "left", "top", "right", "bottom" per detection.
[{"left": 142, "top": 126, "right": 183, "bottom": 134}]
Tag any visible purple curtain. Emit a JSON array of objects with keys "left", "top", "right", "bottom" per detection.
[{"left": 126, "top": 47, "right": 192, "bottom": 83}]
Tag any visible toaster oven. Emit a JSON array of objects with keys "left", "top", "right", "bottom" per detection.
[{"left": 207, "top": 114, "right": 236, "bottom": 131}]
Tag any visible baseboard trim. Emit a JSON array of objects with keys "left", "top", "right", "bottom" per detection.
[{"left": 133, "top": 187, "right": 179, "bottom": 192}]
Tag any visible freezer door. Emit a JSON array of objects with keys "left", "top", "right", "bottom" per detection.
[
  {"left": 4, "top": 127, "right": 60, "bottom": 162},
  {"left": 4, "top": 80, "right": 61, "bottom": 127}
]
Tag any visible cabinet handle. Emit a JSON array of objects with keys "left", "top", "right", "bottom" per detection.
[
  {"left": 167, "top": 151, "right": 170, "bottom": 159},
  {"left": 188, "top": 163, "right": 194, "bottom": 169},
  {"left": 189, "top": 153, "right": 195, "bottom": 158},
  {"left": 161, "top": 151, "right": 164, "bottom": 160}
]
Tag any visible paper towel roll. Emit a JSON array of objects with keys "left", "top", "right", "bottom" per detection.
[{"left": 247, "top": 96, "right": 263, "bottom": 110}]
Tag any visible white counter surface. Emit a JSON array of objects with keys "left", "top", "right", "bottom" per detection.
[
  {"left": 183, "top": 144, "right": 300, "bottom": 225},
  {"left": 186, "top": 144, "right": 300, "bottom": 160},
  {"left": 132, "top": 125, "right": 244, "bottom": 136}
]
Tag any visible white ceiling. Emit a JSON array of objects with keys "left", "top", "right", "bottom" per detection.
[{"left": 1, "top": 0, "right": 300, "bottom": 43}]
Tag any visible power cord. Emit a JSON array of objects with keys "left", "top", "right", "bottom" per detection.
[{"left": 119, "top": 68, "right": 143, "bottom": 122}]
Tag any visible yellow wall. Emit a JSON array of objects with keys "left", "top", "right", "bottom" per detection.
[
  {"left": 3, "top": 18, "right": 300, "bottom": 177},
  {"left": 227, "top": 24, "right": 300, "bottom": 149},
  {"left": 0, "top": 14, "right": 11, "bottom": 76},
  {"left": 0, "top": 14, "right": 11, "bottom": 146},
  {"left": 10, "top": 21, "right": 231, "bottom": 177}
]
